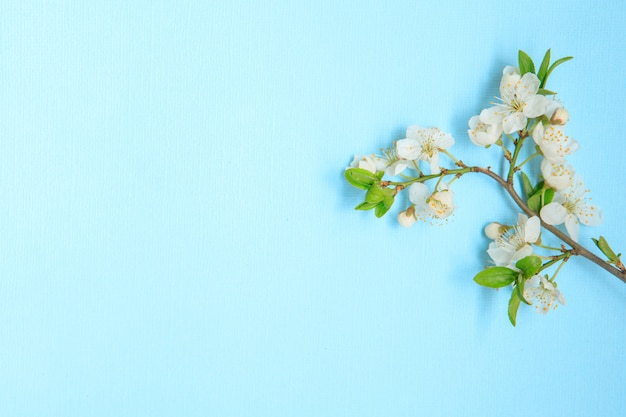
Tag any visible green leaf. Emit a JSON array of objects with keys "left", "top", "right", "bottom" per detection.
[
  {"left": 530, "top": 180, "right": 545, "bottom": 197},
  {"left": 345, "top": 168, "right": 378, "bottom": 190},
  {"left": 592, "top": 236, "right": 620, "bottom": 263},
  {"left": 473, "top": 267, "right": 517, "bottom": 288},
  {"left": 520, "top": 172, "right": 533, "bottom": 198},
  {"left": 537, "top": 88, "right": 557, "bottom": 96},
  {"left": 508, "top": 290, "right": 521, "bottom": 327},
  {"left": 527, "top": 194, "right": 541, "bottom": 213},
  {"left": 516, "top": 255, "right": 542, "bottom": 279},
  {"left": 516, "top": 277, "right": 532, "bottom": 305},
  {"left": 537, "top": 49, "right": 551, "bottom": 86},
  {"left": 354, "top": 202, "right": 378, "bottom": 211},
  {"left": 544, "top": 56, "right": 573, "bottom": 87},
  {"left": 518, "top": 50, "right": 535, "bottom": 75},
  {"left": 374, "top": 202, "right": 390, "bottom": 218},
  {"left": 382, "top": 194, "right": 395, "bottom": 210},
  {"left": 543, "top": 188, "right": 554, "bottom": 205},
  {"left": 364, "top": 184, "right": 385, "bottom": 204}
]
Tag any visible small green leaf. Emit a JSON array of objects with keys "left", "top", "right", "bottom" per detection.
[
  {"left": 354, "top": 202, "right": 378, "bottom": 211},
  {"left": 530, "top": 180, "right": 545, "bottom": 197},
  {"left": 518, "top": 50, "right": 535, "bottom": 75},
  {"left": 520, "top": 172, "right": 533, "bottom": 198},
  {"left": 544, "top": 56, "right": 573, "bottom": 87},
  {"left": 473, "top": 267, "right": 517, "bottom": 288},
  {"left": 374, "top": 202, "right": 390, "bottom": 218},
  {"left": 345, "top": 168, "right": 378, "bottom": 190},
  {"left": 516, "top": 277, "right": 532, "bottom": 305},
  {"left": 382, "top": 194, "right": 395, "bottom": 210},
  {"left": 592, "top": 236, "right": 620, "bottom": 263},
  {"left": 527, "top": 194, "right": 541, "bottom": 213},
  {"left": 516, "top": 255, "right": 542, "bottom": 279},
  {"left": 537, "top": 49, "right": 551, "bottom": 86},
  {"left": 508, "top": 289, "right": 521, "bottom": 327},
  {"left": 364, "top": 184, "right": 385, "bottom": 204},
  {"left": 543, "top": 188, "right": 554, "bottom": 205},
  {"left": 537, "top": 88, "right": 557, "bottom": 96}
]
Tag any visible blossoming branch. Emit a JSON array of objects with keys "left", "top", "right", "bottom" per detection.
[{"left": 344, "top": 49, "right": 625, "bottom": 326}]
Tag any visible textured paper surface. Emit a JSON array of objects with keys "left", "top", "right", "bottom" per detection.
[{"left": 1, "top": 1, "right": 625, "bottom": 416}]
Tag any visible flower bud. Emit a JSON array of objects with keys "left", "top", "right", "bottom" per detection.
[
  {"left": 484, "top": 222, "right": 503, "bottom": 240},
  {"left": 428, "top": 190, "right": 454, "bottom": 219},
  {"left": 550, "top": 107, "right": 569, "bottom": 125},
  {"left": 398, "top": 207, "right": 417, "bottom": 228}
]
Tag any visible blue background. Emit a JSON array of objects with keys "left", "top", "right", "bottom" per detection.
[{"left": 1, "top": 1, "right": 625, "bottom": 416}]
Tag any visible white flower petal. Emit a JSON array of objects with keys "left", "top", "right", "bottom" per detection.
[
  {"left": 502, "top": 112, "right": 526, "bottom": 134},
  {"left": 480, "top": 105, "right": 507, "bottom": 125},
  {"left": 408, "top": 183, "right": 429, "bottom": 207},
  {"left": 524, "top": 215, "right": 541, "bottom": 243},
  {"left": 578, "top": 204, "right": 603, "bottom": 226},
  {"left": 405, "top": 125, "right": 423, "bottom": 138},
  {"left": 436, "top": 132, "right": 455, "bottom": 149},
  {"left": 564, "top": 214, "right": 580, "bottom": 242},
  {"left": 517, "top": 72, "right": 540, "bottom": 99},
  {"left": 487, "top": 245, "right": 513, "bottom": 266},
  {"left": 523, "top": 94, "right": 548, "bottom": 118},
  {"left": 540, "top": 202, "right": 568, "bottom": 225},
  {"left": 512, "top": 244, "right": 533, "bottom": 262},
  {"left": 429, "top": 152, "right": 440, "bottom": 174},
  {"left": 396, "top": 138, "right": 421, "bottom": 160}
]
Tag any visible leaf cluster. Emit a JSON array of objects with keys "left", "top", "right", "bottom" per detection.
[
  {"left": 345, "top": 168, "right": 395, "bottom": 218},
  {"left": 521, "top": 172, "right": 553, "bottom": 214},
  {"left": 473, "top": 255, "right": 543, "bottom": 326},
  {"left": 518, "top": 49, "right": 573, "bottom": 94}
]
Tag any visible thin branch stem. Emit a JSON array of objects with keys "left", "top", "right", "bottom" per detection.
[
  {"left": 516, "top": 152, "right": 540, "bottom": 170},
  {"left": 472, "top": 166, "right": 626, "bottom": 284},
  {"left": 375, "top": 163, "right": 626, "bottom": 284}
]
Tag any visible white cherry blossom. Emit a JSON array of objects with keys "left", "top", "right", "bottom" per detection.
[
  {"left": 408, "top": 183, "right": 455, "bottom": 220},
  {"left": 396, "top": 126, "right": 454, "bottom": 174},
  {"left": 532, "top": 123, "right": 579, "bottom": 163},
  {"left": 523, "top": 275, "right": 566, "bottom": 314},
  {"left": 541, "top": 158, "right": 575, "bottom": 191},
  {"left": 349, "top": 154, "right": 387, "bottom": 173},
  {"left": 487, "top": 214, "right": 541, "bottom": 267},
  {"left": 467, "top": 115, "right": 502, "bottom": 147},
  {"left": 540, "top": 178, "right": 602, "bottom": 242},
  {"left": 480, "top": 66, "right": 549, "bottom": 134}
]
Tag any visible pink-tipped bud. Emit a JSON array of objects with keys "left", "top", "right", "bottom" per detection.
[{"left": 550, "top": 108, "right": 569, "bottom": 125}]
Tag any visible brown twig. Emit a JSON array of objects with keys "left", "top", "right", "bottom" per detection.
[{"left": 472, "top": 166, "right": 626, "bottom": 284}]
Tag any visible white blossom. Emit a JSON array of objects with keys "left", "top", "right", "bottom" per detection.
[
  {"left": 396, "top": 126, "right": 454, "bottom": 174},
  {"left": 541, "top": 158, "right": 575, "bottom": 191},
  {"left": 480, "top": 66, "right": 549, "bottom": 134},
  {"left": 408, "top": 182, "right": 455, "bottom": 220},
  {"left": 467, "top": 115, "right": 502, "bottom": 147},
  {"left": 349, "top": 154, "right": 387, "bottom": 173},
  {"left": 532, "top": 123, "right": 579, "bottom": 163},
  {"left": 540, "top": 178, "right": 602, "bottom": 242},
  {"left": 487, "top": 214, "right": 541, "bottom": 267},
  {"left": 523, "top": 275, "right": 566, "bottom": 314}
]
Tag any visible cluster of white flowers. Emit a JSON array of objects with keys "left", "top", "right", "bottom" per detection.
[
  {"left": 470, "top": 65, "right": 602, "bottom": 245},
  {"left": 344, "top": 50, "right": 622, "bottom": 325},
  {"left": 349, "top": 126, "right": 457, "bottom": 227}
]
